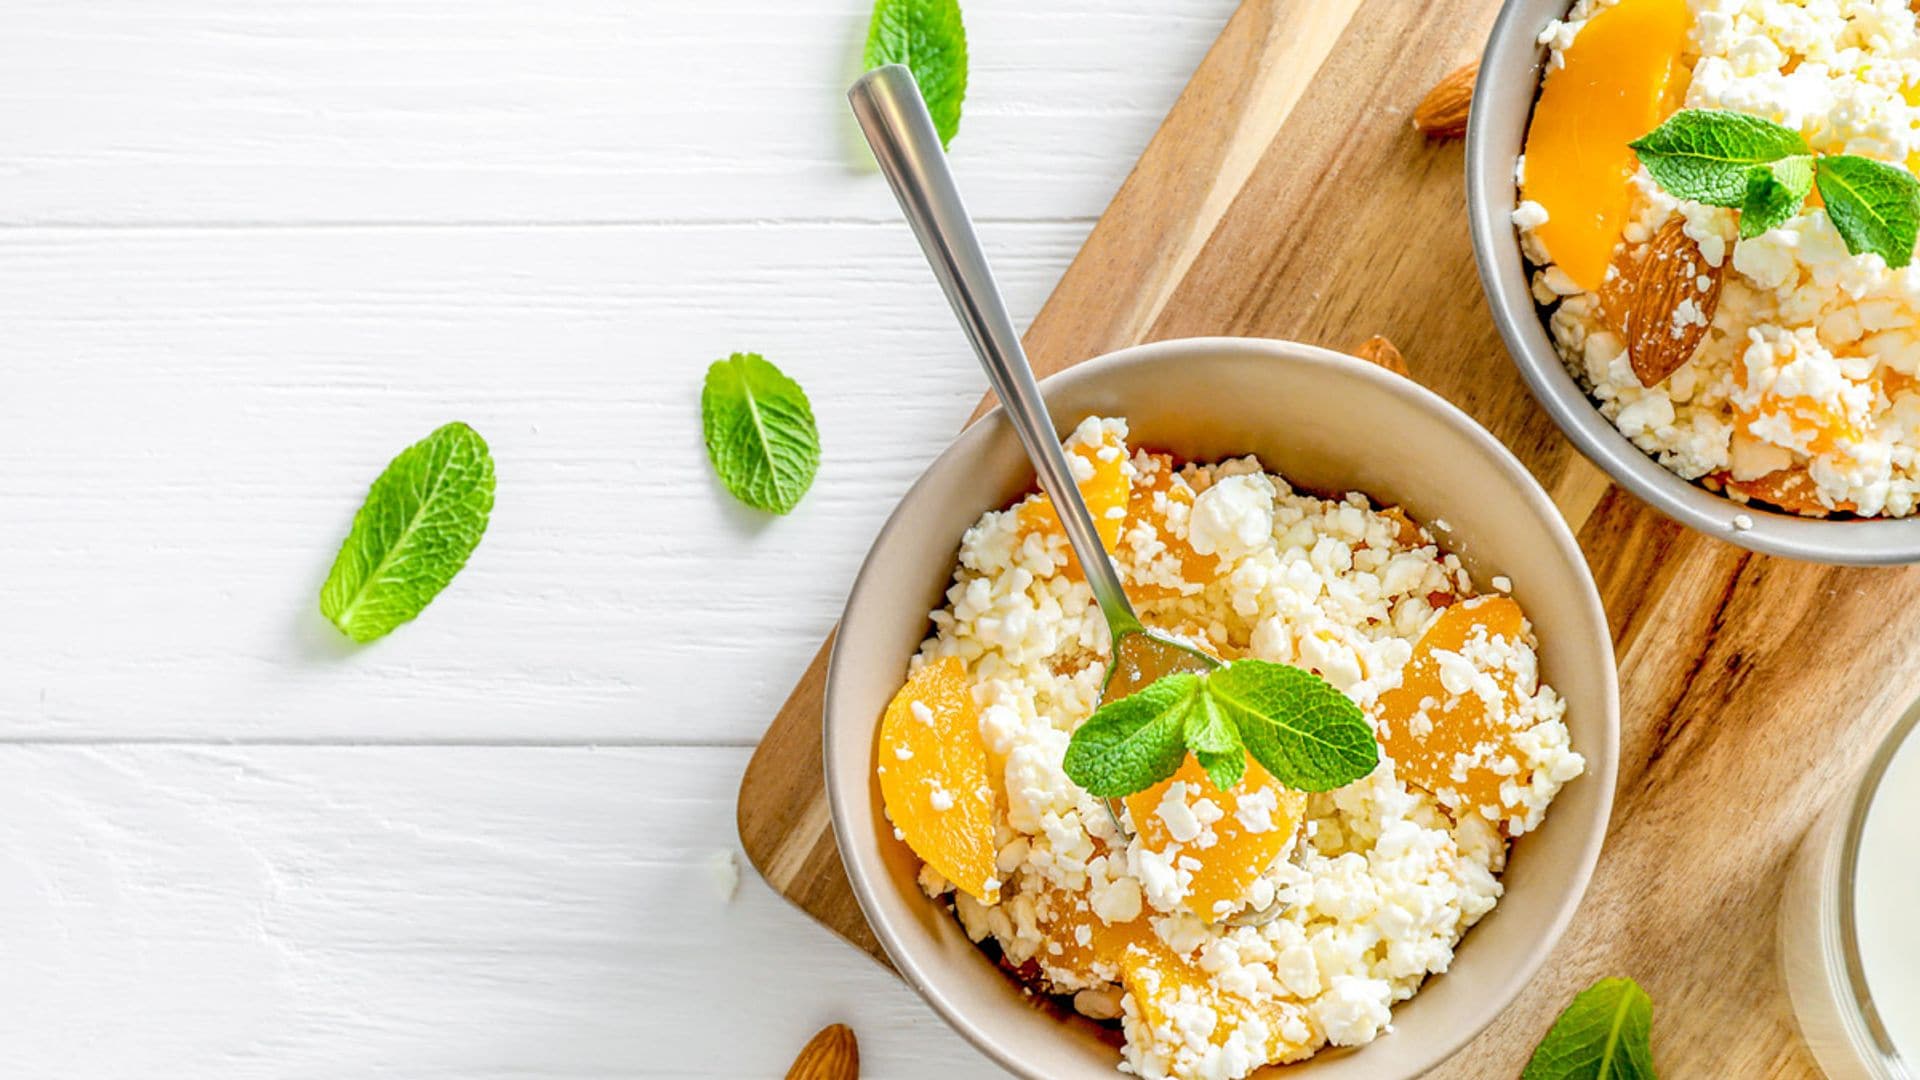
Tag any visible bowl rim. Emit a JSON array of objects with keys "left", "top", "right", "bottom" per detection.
[
  {"left": 1465, "top": 0, "right": 1920, "bottom": 566},
  {"left": 823, "top": 335, "right": 1619, "bottom": 1079}
]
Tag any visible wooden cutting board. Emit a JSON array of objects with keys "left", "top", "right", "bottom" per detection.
[{"left": 739, "top": 0, "right": 1920, "bottom": 1074}]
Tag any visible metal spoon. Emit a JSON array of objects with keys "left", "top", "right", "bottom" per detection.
[
  {"left": 849, "top": 67, "right": 1290, "bottom": 928},
  {"left": 847, "top": 64, "right": 1217, "bottom": 709}
]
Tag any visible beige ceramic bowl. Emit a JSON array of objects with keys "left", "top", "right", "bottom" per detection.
[{"left": 823, "top": 337, "right": 1618, "bottom": 1078}]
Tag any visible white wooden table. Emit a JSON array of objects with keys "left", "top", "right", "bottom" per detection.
[{"left": 0, "top": 1, "right": 1237, "bottom": 1075}]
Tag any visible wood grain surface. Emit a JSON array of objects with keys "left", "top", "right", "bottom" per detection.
[{"left": 738, "top": 0, "right": 1920, "bottom": 1074}]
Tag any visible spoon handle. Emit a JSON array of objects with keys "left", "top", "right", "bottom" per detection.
[{"left": 848, "top": 64, "right": 1142, "bottom": 636}]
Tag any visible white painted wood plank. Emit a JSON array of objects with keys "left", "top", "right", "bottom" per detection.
[
  {"left": 3, "top": 2, "right": 1234, "bottom": 1071},
  {"left": 1, "top": 222, "right": 1096, "bottom": 743},
  {"left": 0, "top": 0, "right": 1233, "bottom": 226},
  {"left": 0, "top": 744, "right": 1003, "bottom": 1078}
]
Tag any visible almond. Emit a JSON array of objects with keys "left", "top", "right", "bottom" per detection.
[
  {"left": 1621, "top": 216, "right": 1725, "bottom": 387},
  {"left": 1352, "top": 335, "right": 1410, "bottom": 377},
  {"left": 1413, "top": 62, "right": 1477, "bottom": 138},
  {"left": 785, "top": 1023, "right": 859, "bottom": 1080}
]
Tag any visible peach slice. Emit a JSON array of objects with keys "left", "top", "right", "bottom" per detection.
[
  {"left": 1735, "top": 397, "right": 1862, "bottom": 458},
  {"left": 1029, "top": 882, "right": 1151, "bottom": 988},
  {"left": 1018, "top": 425, "right": 1131, "bottom": 576},
  {"left": 1119, "top": 935, "right": 1317, "bottom": 1067},
  {"left": 1881, "top": 368, "right": 1920, "bottom": 400},
  {"left": 1724, "top": 467, "right": 1854, "bottom": 517},
  {"left": 1522, "top": 0, "right": 1692, "bottom": 292},
  {"left": 1123, "top": 452, "right": 1218, "bottom": 601},
  {"left": 877, "top": 657, "right": 1001, "bottom": 903},
  {"left": 1376, "top": 596, "right": 1534, "bottom": 825},
  {"left": 1122, "top": 755, "right": 1306, "bottom": 921}
]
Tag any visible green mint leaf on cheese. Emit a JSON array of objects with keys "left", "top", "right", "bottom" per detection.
[
  {"left": 1522, "top": 977, "right": 1658, "bottom": 1080},
  {"left": 1182, "top": 694, "right": 1238, "bottom": 755},
  {"left": 1816, "top": 154, "right": 1920, "bottom": 268},
  {"left": 1183, "top": 695, "right": 1246, "bottom": 792},
  {"left": 1063, "top": 657, "right": 1374, "bottom": 798},
  {"left": 1629, "top": 109, "right": 1811, "bottom": 207},
  {"left": 319, "top": 422, "right": 496, "bottom": 643},
  {"left": 864, "top": 0, "right": 968, "bottom": 148},
  {"left": 1193, "top": 745, "right": 1246, "bottom": 794},
  {"left": 1062, "top": 672, "right": 1199, "bottom": 798},
  {"left": 1739, "top": 154, "right": 1814, "bottom": 239},
  {"left": 1210, "top": 659, "right": 1377, "bottom": 792},
  {"left": 701, "top": 352, "right": 822, "bottom": 515}
]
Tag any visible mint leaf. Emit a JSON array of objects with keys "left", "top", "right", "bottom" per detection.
[
  {"left": 701, "top": 353, "right": 822, "bottom": 515},
  {"left": 1630, "top": 109, "right": 1811, "bottom": 207},
  {"left": 1522, "top": 978, "right": 1657, "bottom": 1080},
  {"left": 1062, "top": 673, "right": 1198, "bottom": 798},
  {"left": 1210, "top": 660, "right": 1376, "bottom": 792},
  {"left": 1064, "top": 657, "right": 1375, "bottom": 798},
  {"left": 864, "top": 0, "right": 968, "bottom": 148},
  {"left": 1183, "top": 696, "right": 1246, "bottom": 791},
  {"left": 1193, "top": 746, "right": 1246, "bottom": 793},
  {"left": 319, "top": 422, "right": 495, "bottom": 643},
  {"left": 1182, "top": 694, "right": 1237, "bottom": 755},
  {"left": 1740, "top": 155, "right": 1814, "bottom": 238},
  {"left": 1816, "top": 154, "right": 1920, "bottom": 268}
]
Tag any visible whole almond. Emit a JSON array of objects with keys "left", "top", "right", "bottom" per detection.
[
  {"left": 785, "top": 1023, "right": 859, "bottom": 1080},
  {"left": 1353, "top": 335, "right": 1410, "bottom": 377},
  {"left": 1623, "top": 217, "right": 1725, "bottom": 387},
  {"left": 1413, "top": 62, "right": 1477, "bottom": 138}
]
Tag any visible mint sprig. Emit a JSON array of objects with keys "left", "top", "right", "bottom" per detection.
[
  {"left": 864, "top": 0, "right": 969, "bottom": 149},
  {"left": 320, "top": 422, "right": 496, "bottom": 643},
  {"left": 1062, "top": 658, "right": 1376, "bottom": 798},
  {"left": 1629, "top": 110, "right": 1811, "bottom": 206},
  {"left": 1630, "top": 108, "right": 1920, "bottom": 266},
  {"left": 1816, "top": 154, "right": 1920, "bottom": 268},
  {"left": 701, "top": 353, "right": 822, "bottom": 515},
  {"left": 1522, "top": 977, "right": 1657, "bottom": 1080},
  {"left": 1740, "top": 155, "right": 1813, "bottom": 239}
]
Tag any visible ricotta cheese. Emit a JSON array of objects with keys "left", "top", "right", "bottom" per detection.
[
  {"left": 898, "top": 417, "right": 1582, "bottom": 1079},
  {"left": 1519, "top": 0, "right": 1920, "bottom": 516}
]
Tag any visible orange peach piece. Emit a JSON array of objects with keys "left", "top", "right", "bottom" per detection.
[
  {"left": 1029, "top": 882, "right": 1151, "bottom": 987},
  {"left": 1376, "top": 596, "right": 1531, "bottom": 824},
  {"left": 1018, "top": 425, "right": 1131, "bottom": 576},
  {"left": 1521, "top": 0, "right": 1692, "bottom": 292},
  {"left": 1735, "top": 397, "right": 1861, "bottom": 458},
  {"left": 877, "top": 657, "right": 1001, "bottom": 903},
  {"left": 1724, "top": 468, "right": 1854, "bottom": 517},
  {"left": 1123, "top": 453, "right": 1217, "bottom": 601},
  {"left": 1122, "top": 755, "right": 1306, "bottom": 921},
  {"left": 1119, "top": 935, "right": 1317, "bottom": 1066}
]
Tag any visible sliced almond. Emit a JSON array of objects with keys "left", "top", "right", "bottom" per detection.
[
  {"left": 1352, "top": 335, "right": 1410, "bottom": 377},
  {"left": 1413, "top": 62, "right": 1477, "bottom": 139},
  {"left": 785, "top": 1023, "right": 859, "bottom": 1080},
  {"left": 1623, "top": 217, "right": 1725, "bottom": 387}
]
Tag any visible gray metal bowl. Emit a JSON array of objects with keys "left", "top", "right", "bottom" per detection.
[{"left": 1466, "top": 0, "right": 1920, "bottom": 564}]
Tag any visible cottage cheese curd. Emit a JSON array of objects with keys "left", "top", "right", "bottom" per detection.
[
  {"left": 883, "top": 417, "right": 1583, "bottom": 1079},
  {"left": 1519, "top": 0, "right": 1920, "bottom": 516}
]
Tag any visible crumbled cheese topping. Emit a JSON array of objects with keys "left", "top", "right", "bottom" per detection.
[
  {"left": 902, "top": 418, "right": 1580, "bottom": 1079},
  {"left": 1521, "top": 0, "right": 1920, "bottom": 516}
]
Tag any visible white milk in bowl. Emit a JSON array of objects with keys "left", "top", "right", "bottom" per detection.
[{"left": 1781, "top": 704, "right": 1920, "bottom": 1080}]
